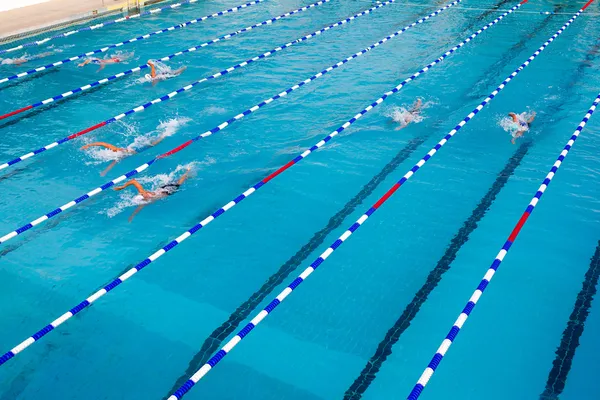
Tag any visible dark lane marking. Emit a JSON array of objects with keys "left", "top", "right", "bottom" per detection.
[
  {"left": 465, "top": 6, "right": 565, "bottom": 100},
  {"left": 161, "top": 1, "right": 525, "bottom": 395},
  {"left": 346, "top": 32, "right": 600, "bottom": 400},
  {"left": 343, "top": 139, "right": 531, "bottom": 399},
  {"left": 162, "top": 135, "right": 429, "bottom": 398},
  {"left": 540, "top": 241, "right": 600, "bottom": 399}
]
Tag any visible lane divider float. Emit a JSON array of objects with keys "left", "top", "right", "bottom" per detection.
[
  {"left": 406, "top": 2, "right": 598, "bottom": 398},
  {"left": 408, "top": 94, "right": 599, "bottom": 399},
  {"left": 0, "top": 0, "right": 264, "bottom": 85},
  {"left": 0, "top": 0, "right": 211, "bottom": 55},
  {"left": 164, "top": 0, "right": 600, "bottom": 395},
  {"left": 0, "top": 0, "right": 467, "bottom": 364},
  {"left": 0, "top": 0, "right": 398, "bottom": 171},
  {"left": 0, "top": 0, "right": 461, "bottom": 243},
  {"left": 0, "top": 0, "right": 332, "bottom": 121}
]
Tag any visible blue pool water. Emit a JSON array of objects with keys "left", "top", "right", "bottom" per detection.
[{"left": 1, "top": 0, "right": 600, "bottom": 398}]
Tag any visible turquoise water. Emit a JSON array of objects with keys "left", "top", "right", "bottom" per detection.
[{"left": 1, "top": 0, "right": 600, "bottom": 398}]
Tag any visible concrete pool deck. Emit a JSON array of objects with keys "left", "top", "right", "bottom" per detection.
[{"left": 0, "top": 0, "right": 160, "bottom": 43}]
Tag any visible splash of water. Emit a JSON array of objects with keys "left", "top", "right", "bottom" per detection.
[
  {"left": 104, "top": 160, "right": 211, "bottom": 217},
  {"left": 156, "top": 116, "right": 192, "bottom": 138},
  {"left": 83, "top": 116, "right": 191, "bottom": 163},
  {"left": 1, "top": 53, "right": 28, "bottom": 64},
  {"left": 386, "top": 99, "right": 433, "bottom": 129},
  {"left": 499, "top": 111, "right": 535, "bottom": 137},
  {"left": 105, "top": 50, "right": 134, "bottom": 62}
]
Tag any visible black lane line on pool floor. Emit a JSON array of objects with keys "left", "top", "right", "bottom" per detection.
[
  {"left": 0, "top": 68, "right": 59, "bottom": 93},
  {"left": 161, "top": 135, "right": 428, "bottom": 397},
  {"left": 540, "top": 240, "right": 600, "bottom": 400},
  {"left": 342, "top": 138, "right": 532, "bottom": 400},
  {"left": 159, "top": 1, "right": 519, "bottom": 393},
  {"left": 0, "top": 80, "right": 109, "bottom": 131},
  {"left": 536, "top": 38, "right": 600, "bottom": 396},
  {"left": 465, "top": 4, "right": 565, "bottom": 101},
  {"left": 462, "top": 0, "right": 514, "bottom": 30},
  {"left": 344, "top": 33, "right": 600, "bottom": 398}
]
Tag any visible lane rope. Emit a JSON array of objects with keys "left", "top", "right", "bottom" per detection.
[
  {"left": 395, "top": 1, "right": 599, "bottom": 15},
  {"left": 0, "top": 0, "right": 460, "bottom": 243},
  {"left": 408, "top": 94, "right": 599, "bottom": 400},
  {"left": 406, "top": 3, "right": 597, "bottom": 398},
  {"left": 166, "top": 0, "right": 600, "bottom": 393},
  {"left": 0, "top": 0, "right": 332, "bottom": 121},
  {"left": 0, "top": 0, "right": 466, "bottom": 364},
  {"left": 0, "top": 0, "right": 264, "bottom": 85},
  {"left": 0, "top": 0, "right": 210, "bottom": 55},
  {"left": 0, "top": 0, "right": 399, "bottom": 172}
]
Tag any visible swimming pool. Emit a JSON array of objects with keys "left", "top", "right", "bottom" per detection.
[{"left": 0, "top": 0, "right": 599, "bottom": 398}]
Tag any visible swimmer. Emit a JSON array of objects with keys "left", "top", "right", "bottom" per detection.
[
  {"left": 509, "top": 111, "right": 536, "bottom": 144},
  {"left": 113, "top": 167, "right": 191, "bottom": 221},
  {"left": 81, "top": 135, "right": 166, "bottom": 176},
  {"left": 1, "top": 51, "right": 53, "bottom": 66},
  {"left": 78, "top": 55, "right": 124, "bottom": 71},
  {"left": 145, "top": 60, "right": 186, "bottom": 85},
  {"left": 395, "top": 98, "right": 422, "bottom": 131}
]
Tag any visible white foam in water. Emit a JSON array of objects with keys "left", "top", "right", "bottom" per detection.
[
  {"left": 83, "top": 116, "right": 191, "bottom": 164},
  {"left": 104, "top": 158, "right": 214, "bottom": 217},
  {"left": 204, "top": 106, "right": 228, "bottom": 115},
  {"left": 108, "top": 50, "right": 134, "bottom": 63},
  {"left": 386, "top": 99, "right": 434, "bottom": 130},
  {"left": 136, "top": 59, "right": 186, "bottom": 84},
  {"left": 1, "top": 53, "right": 28, "bottom": 64},
  {"left": 156, "top": 116, "right": 192, "bottom": 138},
  {"left": 498, "top": 111, "right": 536, "bottom": 138}
]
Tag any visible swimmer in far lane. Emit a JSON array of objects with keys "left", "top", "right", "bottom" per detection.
[
  {"left": 1, "top": 51, "right": 54, "bottom": 66},
  {"left": 114, "top": 167, "right": 191, "bottom": 221},
  {"left": 146, "top": 60, "right": 186, "bottom": 85},
  {"left": 78, "top": 54, "right": 128, "bottom": 71},
  {"left": 508, "top": 111, "right": 536, "bottom": 144},
  {"left": 394, "top": 98, "right": 422, "bottom": 131}
]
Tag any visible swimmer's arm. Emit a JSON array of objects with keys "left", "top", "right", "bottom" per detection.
[
  {"left": 150, "top": 135, "right": 167, "bottom": 146},
  {"left": 128, "top": 204, "right": 147, "bottom": 222},
  {"left": 101, "top": 160, "right": 119, "bottom": 177},
  {"left": 81, "top": 142, "right": 122, "bottom": 152},
  {"left": 148, "top": 61, "right": 156, "bottom": 78},
  {"left": 527, "top": 112, "right": 536, "bottom": 123},
  {"left": 508, "top": 112, "right": 518, "bottom": 123},
  {"left": 177, "top": 167, "right": 192, "bottom": 185},
  {"left": 115, "top": 179, "right": 150, "bottom": 197}
]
